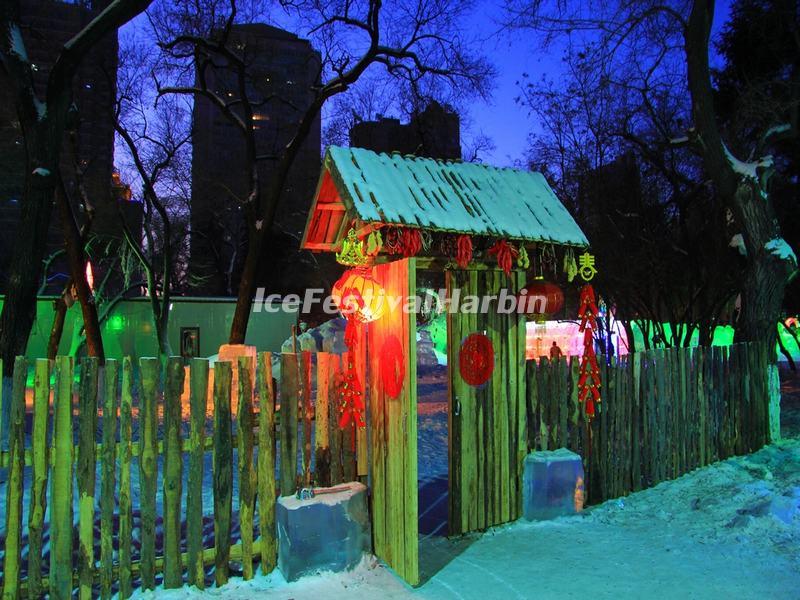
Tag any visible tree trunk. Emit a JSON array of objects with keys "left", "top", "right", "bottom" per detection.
[
  {"left": 733, "top": 182, "right": 789, "bottom": 349},
  {"left": 47, "top": 295, "right": 68, "bottom": 360},
  {"left": 0, "top": 178, "right": 54, "bottom": 374},
  {"left": 685, "top": 0, "right": 792, "bottom": 356},
  {"left": 229, "top": 230, "right": 262, "bottom": 344},
  {"left": 56, "top": 184, "right": 105, "bottom": 362}
]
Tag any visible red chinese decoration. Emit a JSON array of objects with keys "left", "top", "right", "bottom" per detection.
[
  {"left": 488, "top": 239, "right": 518, "bottom": 277},
  {"left": 385, "top": 227, "right": 423, "bottom": 257},
  {"left": 379, "top": 335, "right": 405, "bottom": 398},
  {"left": 459, "top": 333, "right": 494, "bottom": 386},
  {"left": 455, "top": 234, "right": 473, "bottom": 268},
  {"left": 577, "top": 284, "right": 601, "bottom": 418},
  {"left": 332, "top": 268, "right": 385, "bottom": 429},
  {"left": 519, "top": 279, "right": 564, "bottom": 316}
]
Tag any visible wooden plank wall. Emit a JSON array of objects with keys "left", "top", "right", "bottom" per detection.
[
  {"left": 447, "top": 268, "right": 527, "bottom": 535},
  {"left": 526, "top": 342, "right": 773, "bottom": 505},
  {"left": 368, "top": 257, "right": 419, "bottom": 586},
  {"left": 0, "top": 350, "right": 365, "bottom": 598}
]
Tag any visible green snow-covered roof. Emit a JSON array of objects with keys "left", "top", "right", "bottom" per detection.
[{"left": 324, "top": 146, "right": 589, "bottom": 246}]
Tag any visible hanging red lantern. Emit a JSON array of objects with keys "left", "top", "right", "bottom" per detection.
[
  {"left": 518, "top": 279, "right": 564, "bottom": 317},
  {"left": 332, "top": 267, "right": 386, "bottom": 431},
  {"left": 331, "top": 267, "right": 386, "bottom": 325}
]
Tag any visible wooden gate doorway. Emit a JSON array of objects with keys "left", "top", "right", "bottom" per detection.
[
  {"left": 366, "top": 258, "right": 419, "bottom": 585},
  {"left": 446, "top": 267, "right": 528, "bottom": 535}
]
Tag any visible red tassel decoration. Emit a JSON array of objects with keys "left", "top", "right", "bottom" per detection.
[{"left": 577, "top": 284, "right": 601, "bottom": 418}]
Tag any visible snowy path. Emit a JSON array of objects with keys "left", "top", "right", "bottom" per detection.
[{"left": 132, "top": 438, "right": 800, "bottom": 600}]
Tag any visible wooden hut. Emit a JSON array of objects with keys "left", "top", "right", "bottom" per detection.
[{"left": 302, "top": 146, "right": 589, "bottom": 585}]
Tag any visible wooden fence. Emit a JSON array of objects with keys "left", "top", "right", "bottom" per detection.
[
  {"left": 0, "top": 351, "right": 363, "bottom": 599},
  {"left": 526, "top": 342, "right": 773, "bottom": 504}
]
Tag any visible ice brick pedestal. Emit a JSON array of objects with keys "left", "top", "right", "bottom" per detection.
[
  {"left": 277, "top": 482, "right": 371, "bottom": 582},
  {"left": 523, "top": 448, "right": 585, "bottom": 520}
]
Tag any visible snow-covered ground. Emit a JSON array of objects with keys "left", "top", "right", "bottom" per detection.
[
  {"left": 129, "top": 367, "right": 800, "bottom": 599},
  {"left": 131, "top": 436, "right": 800, "bottom": 599}
]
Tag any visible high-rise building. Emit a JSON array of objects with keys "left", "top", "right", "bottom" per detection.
[
  {"left": 190, "top": 24, "right": 322, "bottom": 296},
  {"left": 349, "top": 101, "right": 461, "bottom": 160},
  {"left": 0, "top": 0, "right": 132, "bottom": 294}
]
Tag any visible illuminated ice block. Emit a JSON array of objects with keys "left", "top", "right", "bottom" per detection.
[
  {"left": 277, "top": 482, "right": 371, "bottom": 582},
  {"left": 523, "top": 448, "right": 585, "bottom": 520}
]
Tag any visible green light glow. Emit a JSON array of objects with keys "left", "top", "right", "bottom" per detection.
[{"left": 108, "top": 314, "right": 125, "bottom": 332}]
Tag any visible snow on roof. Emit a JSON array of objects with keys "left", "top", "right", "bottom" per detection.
[{"left": 324, "top": 146, "right": 589, "bottom": 246}]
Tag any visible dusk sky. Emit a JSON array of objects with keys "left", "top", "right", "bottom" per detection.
[
  {"left": 458, "top": 0, "right": 735, "bottom": 167},
  {"left": 120, "top": 0, "right": 735, "bottom": 168}
]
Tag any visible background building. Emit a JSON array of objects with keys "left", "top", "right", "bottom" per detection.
[
  {"left": 0, "top": 0, "right": 136, "bottom": 294},
  {"left": 349, "top": 101, "right": 461, "bottom": 160},
  {"left": 190, "top": 24, "right": 322, "bottom": 296}
]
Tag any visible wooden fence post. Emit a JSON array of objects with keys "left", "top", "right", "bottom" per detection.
[
  {"left": 138, "top": 358, "right": 160, "bottom": 590},
  {"left": 279, "top": 353, "right": 300, "bottom": 495},
  {"left": 100, "top": 360, "right": 119, "bottom": 599},
  {"left": 28, "top": 358, "right": 51, "bottom": 599},
  {"left": 2, "top": 357, "right": 26, "bottom": 600},
  {"left": 213, "top": 361, "right": 233, "bottom": 586},
  {"left": 238, "top": 356, "right": 256, "bottom": 580},
  {"left": 315, "top": 353, "right": 332, "bottom": 487},
  {"left": 78, "top": 357, "right": 99, "bottom": 600},
  {"left": 164, "top": 357, "right": 185, "bottom": 588},
  {"left": 50, "top": 356, "right": 74, "bottom": 600},
  {"left": 187, "top": 358, "right": 209, "bottom": 588},
  {"left": 257, "top": 352, "right": 277, "bottom": 574},
  {"left": 118, "top": 358, "right": 134, "bottom": 599}
]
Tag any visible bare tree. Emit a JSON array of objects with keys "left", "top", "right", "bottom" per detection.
[
  {"left": 114, "top": 40, "right": 193, "bottom": 356},
  {"left": 152, "top": 0, "right": 493, "bottom": 343},
  {"left": 0, "top": 0, "right": 153, "bottom": 371},
  {"left": 506, "top": 0, "right": 798, "bottom": 350}
]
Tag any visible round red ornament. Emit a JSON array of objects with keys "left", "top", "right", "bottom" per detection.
[
  {"left": 379, "top": 335, "right": 405, "bottom": 399},
  {"left": 519, "top": 279, "right": 564, "bottom": 316},
  {"left": 459, "top": 333, "right": 494, "bottom": 386}
]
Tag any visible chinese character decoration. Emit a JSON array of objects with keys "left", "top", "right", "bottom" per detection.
[
  {"left": 332, "top": 267, "right": 385, "bottom": 430},
  {"left": 578, "top": 251, "right": 597, "bottom": 281},
  {"left": 577, "top": 284, "right": 601, "bottom": 418},
  {"left": 488, "top": 239, "right": 518, "bottom": 277}
]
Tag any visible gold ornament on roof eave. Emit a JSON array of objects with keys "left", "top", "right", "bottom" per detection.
[{"left": 336, "top": 228, "right": 368, "bottom": 267}]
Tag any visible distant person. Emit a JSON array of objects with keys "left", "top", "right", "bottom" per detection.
[{"left": 550, "top": 341, "right": 563, "bottom": 361}]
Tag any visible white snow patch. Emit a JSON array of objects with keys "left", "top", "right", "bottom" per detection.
[
  {"left": 32, "top": 167, "right": 50, "bottom": 176},
  {"left": 729, "top": 233, "right": 747, "bottom": 256},
  {"left": 723, "top": 144, "right": 773, "bottom": 182},
  {"left": 765, "top": 237, "right": 797, "bottom": 264},
  {"left": 34, "top": 99, "right": 46, "bottom": 121},
  {"left": 8, "top": 25, "right": 28, "bottom": 61}
]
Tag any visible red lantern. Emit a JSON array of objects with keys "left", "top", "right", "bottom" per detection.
[
  {"left": 332, "top": 267, "right": 386, "bottom": 431},
  {"left": 331, "top": 267, "right": 386, "bottom": 324},
  {"left": 518, "top": 279, "right": 564, "bottom": 316}
]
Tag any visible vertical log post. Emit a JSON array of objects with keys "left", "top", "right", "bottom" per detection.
[{"left": 213, "top": 361, "right": 233, "bottom": 586}]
